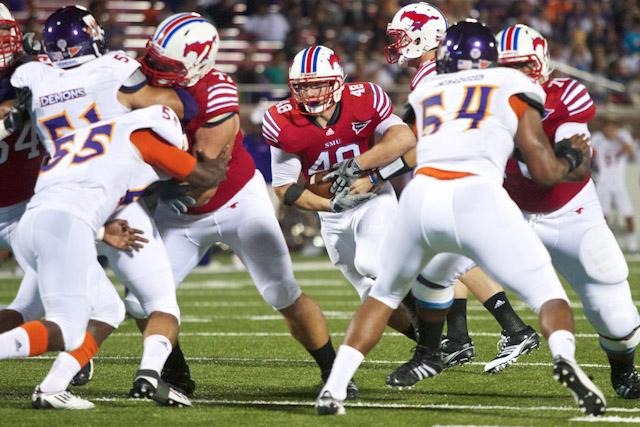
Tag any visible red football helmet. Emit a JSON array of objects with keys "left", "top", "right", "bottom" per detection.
[{"left": 0, "top": 4, "right": 22, "bottom": 71}]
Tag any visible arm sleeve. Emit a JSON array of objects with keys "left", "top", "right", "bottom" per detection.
[
  {"left": 270, "top": 146, "right": 302, "bottom": 187},
  {"left": 130, "top": 129, "right": 196, "bottom": 181},
  {"left": 374, "top": 113, "right": 407, "bottom": 138},
  {"left": 555, "top": 122, "right": 590, "bottom": 142}
]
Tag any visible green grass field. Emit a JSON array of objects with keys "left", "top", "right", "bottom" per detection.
[{"left": 1, "top": 256, "right": 639, "bottom": 426}]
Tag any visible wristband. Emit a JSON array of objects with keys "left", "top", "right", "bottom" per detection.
[
  {"left": 283, "top": 183, "right": 305, "bottom": 206},
  {"left": 378, "top": 157, "right": 412, "bottom": 180},
  {"left": 96, "top": 226, "right": 105, "bottom": 242}
]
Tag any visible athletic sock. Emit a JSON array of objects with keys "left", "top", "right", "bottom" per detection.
[
  {"left": 163, "top": 341, "right": 189, "bottom": 373},
  {"left": 0, "top": 325, "right": 31, "bottom": 359},
  {"left": 39, "top": 352, "right": 81, "bottom": 393},
  {"left": 319, "top": 345, "right": 364, "bottom": 401},
  {"left": 608, "top": 350, "right": 636, "bottom": 378},
  {"left": 309, "top": 338, "right": 337, "bottom": 379},
  {"left": 140, "top": 335, "right": 173, "bottom": 374},
  {"left": 68, "top": 332, "right": 98, "bottom": 368},
  {"left": 483, "top": 292, "right": 527, "bottom": 334},
  {"left": 417, "top": 315, "right": 446, "bottom": 350},
  {"left": 446, "top": 299, "right": 470, "bottom": 343},
  {"left": 548, "top": 329, "right": 576, "bottom": 362},
  {"left": 402, "top": 325, "right": 417, "bottom": 342}
]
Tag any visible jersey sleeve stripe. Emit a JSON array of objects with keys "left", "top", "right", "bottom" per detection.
[
  {"left": 264, "top": 111, "right": 281, "bottom": 132},
  {"left": 560, "top": 80, "right": 578, "bottom": 102},
  {"left": 208, "top": 88, "right": 238, "bottom": 98},
  {"left": 262, "top": 127, "right": 278, "bottom": 143},
  {"left": 568, "top": 100, "right": 594, "bottom": 117},
  {"left": 206, "top": 102, "right": 238, "bottom": 113},
  {"left": 262, "top": 119, "right": 280, "bottom": 139},
  {"left": 567, "top": 94, "right": 591, "bottom": 112},
  {"left": 563, "top": 84, "right": 587, "bottom": 105},
  {"left": 208, "top": 96, "right": 239, "bottom": 106},
  {"left": 369, "top": 82, "right": 379, "bottom": 111},
  {"left": 208, "top": 83, "right": 237, "bottom": 92}
]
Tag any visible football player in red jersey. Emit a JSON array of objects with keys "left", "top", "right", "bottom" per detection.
[
  {"left": 264, "top": 44, "right": 418, "bottom": 339},
  {"left": 138, "top": 14, "right": 363, "bottom": 399},
  {"left": 444, "top": 24, "right": 640, "bottom": 398}
]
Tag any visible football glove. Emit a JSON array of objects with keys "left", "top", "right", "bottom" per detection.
[
  {"left": 154, "top": 179, "right": 197, "bottom": 215},
  {"left": 330, "top": 188, "right": 376, "bottom": 213},
  {"left": 323, "top": 158, "right": 365, "bottom": 195}
]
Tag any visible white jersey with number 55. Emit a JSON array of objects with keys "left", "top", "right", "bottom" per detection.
[
  {"left": 27, "top": 105, "right": 184, "bottom": 231},
  {"left": 408, "top": 67, "right": 545, "bottom": 183},
  {"left": 10, "top": 51, "right": 140, "bottom": 154}
]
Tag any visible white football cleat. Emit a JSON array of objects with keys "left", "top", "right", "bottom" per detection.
[
  {"left": 315, "top": 390, "right": 345, "bottom": 415},
  {"left": 32, "top": 387, "right": 95, "bottom": 410}
]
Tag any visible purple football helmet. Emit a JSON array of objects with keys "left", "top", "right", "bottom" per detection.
[
  {"left": 43, "top": 6, "right": 106, "bottom": 68},
  {"left": 436, "top": 19, "right": 497, "bottom": 74}
]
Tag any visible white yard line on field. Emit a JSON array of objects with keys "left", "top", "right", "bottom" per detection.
[
  {"left": 570, "top": 416, "right": 640, "bottom": 423},
  {"left": 89, "top": 397, "right": 640, "bottom": 414},
  {"left": 31, "top": 354, "right": 613, "bottom": 369}
]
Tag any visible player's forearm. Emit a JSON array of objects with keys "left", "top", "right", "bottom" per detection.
[
  {"left": 356, "top": 125, "right": 416, "bottom": 170},
  {"left": 275, "top": 184, "right": 332, "bottom": 212}
]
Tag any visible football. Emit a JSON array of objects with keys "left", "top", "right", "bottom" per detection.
[{"left": 306, "top": 170, "right": 335, "bottom": 199}]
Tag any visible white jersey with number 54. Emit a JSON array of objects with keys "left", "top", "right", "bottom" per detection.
[{"left": 408, "top": 67, "right": 545, "bottom": 184}]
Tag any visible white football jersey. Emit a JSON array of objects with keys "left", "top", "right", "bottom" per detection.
[
  {"left": 27, "top": 105, "right": 184, "bottom": 231},
  {"left": 11, "top": 51, "right": 140, "bottom": 155},
  {"left": 592, "top": 129, "right": 635, "bottom": 185},
  {"left": 408, "top": 67, "right": 546, "bottom": 183}
]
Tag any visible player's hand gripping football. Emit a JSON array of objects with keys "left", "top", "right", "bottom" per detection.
[
  {"left": 557, "top": 133, "right": 591, "bottom": 181},
  {"left": 323, "top": 158, "right": 365, "bottom": 194},
  {"left": 330, "top": 187, "right": 376, "bottom": 213},
  {"left": 103, "top": 220, "right": 149, "bottom": 253}
]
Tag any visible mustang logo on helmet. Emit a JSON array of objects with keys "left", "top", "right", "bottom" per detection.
[
  {"left": 183, "top": 39, "right": 214, "bottom": 59},
  {"left": 328, "top": 53, "right": 340, "bottom": 69},
  {"left": 400, "top": 11, "right": 440, "bottom": 31},
  {"left": 532, "top": 36, "right": 546, "bottom": 51}
]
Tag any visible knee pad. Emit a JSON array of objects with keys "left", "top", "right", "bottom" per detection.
[
  {"left": 600, "top": 325, "right": 640, "bottom": 354},
  {"left": 354, "top": 252, "right": 377, "bottom": 279},
  {"left": 91, "top": 298, "right": 125, "bottom": 329},
  {"left": 260, "top": 279, "right": 302, "bottom": 310},
  {"left": 124, "top": 290, "right": 148, "bottom": 319},
  {"left": 43, "top": 295, "right": 90, "bottom": 351},
  {"left": 580, "top": 225, "right": 628, "bottom": 284},
  {"left": 420, "top": 254, "right": 475, "bottom": 287},
  {"left": 411, "top": 278, "right": 454, "bottom": 310}
]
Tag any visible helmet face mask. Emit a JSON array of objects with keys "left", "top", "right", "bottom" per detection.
[
  {"left": 496, "top": 24, "right": 552, "bottom": 84},
  {"left": 385, "top": 2, "right": 448, "bottom": 65},
  {"left": 288, "top": 45, "right": 344, "bottom": 115},
  {"left": 142, "top": 13, "right": 220, "bottom": 87},
  {"left": 140, "top": 41, "right": 189, "bottom": 87},
  {"left": 289, "top": 76, "right": 342, "bottom": 115},
  {"left": 0, "top": 19, "right": 22, "bottom": 71}
]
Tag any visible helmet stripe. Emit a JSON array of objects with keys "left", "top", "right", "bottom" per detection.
[
  {"left": 304, "top": 46, "right": 317, "bottom": 73},
  {"left": 311, "top": 46, "right": 321, "bottom": 72},
  {"left": 500, "top": 27, "right": 508, "bottom": 51},
  {"left": 155, "top": 13, "right": 191, "bottom": 39},
  {"left": 513, "top": 27, "right": 521, "bottom": 50},
  {"left": 161, "top": 18, "right": 207, "bottom": 48},
  {"left": 505, "top": 26, "right": 515, "bottom": 50},
  {"left": 300, "top": 47, "right": 310, "bottom": 73}
]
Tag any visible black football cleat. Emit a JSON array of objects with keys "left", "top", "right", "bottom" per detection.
[
  {"left": 70, "top": 359, "right": 93, "bottom": 387},
  {"left": 129, "top": 369, "right": 192, "bottom": 407},
  {"left": 553, "top": 356, "right": 606, "bottom": 416},
  {"left": 386, "top": 345, "right": 445, "bottom": 388},
  {"left": 440, "top": 335, "right": 475, "bottom": 368},
  {"left": 612, "top": 368, "right": 640, "bottom": 399}
]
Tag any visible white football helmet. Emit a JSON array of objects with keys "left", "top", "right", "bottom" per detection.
[
  {"left": 496, "top": 24, "right": 553, "bottom": 84},
  {"left": 386, "top": 2, "right": 447, "bottom": 65},
  {"left": 288, "top": 45, "right": 344, "bottom": 115},
  {"left": 0, "top": 4, "right": 22, "bottom": 70},
  {"left": 141, "top": 12, "right": 219, "bottom": 87}
]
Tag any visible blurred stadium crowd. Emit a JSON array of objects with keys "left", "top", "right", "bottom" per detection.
[{"left": 4, "top": 0, "right": 640, "bottom": 256}]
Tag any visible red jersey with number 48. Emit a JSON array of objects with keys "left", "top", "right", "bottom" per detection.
[
  {"left": 262, "top": 82, "right": 392, "bottom": 179},
  {"left": 184, "top": 69, "right": 255, "bottom": 214},
  {"left": 503, "top": 77, "right": 596, "bottom": 213}
]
